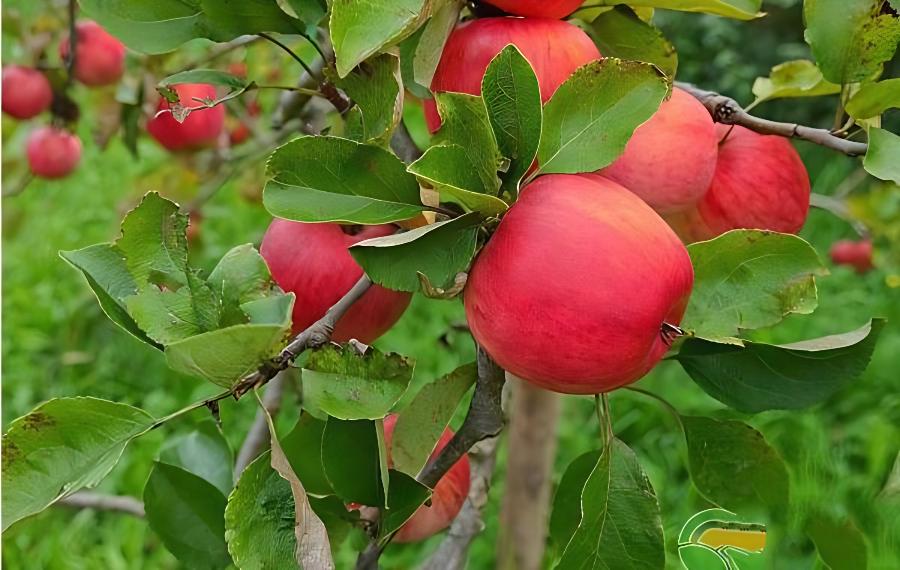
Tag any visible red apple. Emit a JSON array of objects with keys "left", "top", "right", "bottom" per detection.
[
  {"left": 599, "top": 87, "right": 718, "bottom": 214},
  {"left": 259, "top": 220, "right": 411, "bottom": 343},
  {"left": 465, "top": 174, "right": 693, "bottom": 394},
  {"left": 229, "top": 100, "right": 261, "bottom": 146},
  {"left": 2, "top": 66, "right": 53, "bottom": 119},
  {"left": 425, "top": 17, "right": 600, "bottom": 132},
  {"left": 59, "top": 21, "right": 126, "bottom": 87},
  {"left": 382, "top": 415, "right": 470, "bottom": 543},
  {"left": 481, "top": 0, "right": 584, "bottom": 18},
  {"left": 147, "top": 83, "right": 226, "bottom": 151},
  {"left": 26, "top": 126, "right": 82, "bottom": 179},
  {"left": 667, "top": 125, "right": 810, "bottom": 242},
  {"left": 830, "top": 239, "right": 874, "bottom": 274}
]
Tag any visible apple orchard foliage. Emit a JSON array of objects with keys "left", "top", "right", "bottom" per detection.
[{"left": 1, "top": 1, "right": 897, "bottom": 569}]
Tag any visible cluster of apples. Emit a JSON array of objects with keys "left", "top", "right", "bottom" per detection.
[{"left": 2, "top": 21, "right": 125, "bottom": 179}]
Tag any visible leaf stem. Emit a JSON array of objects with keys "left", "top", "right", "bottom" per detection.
[
  {"left": 624, "top": 387, "right": 684, "bottom": 429},
  {"left": 258, "top": 32, "right": 318, "bottom": 80}
]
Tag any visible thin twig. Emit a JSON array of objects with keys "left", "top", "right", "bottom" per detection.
[
  {"left": 258, "top": 32, "right": 318, "bottom": 79},
  {"left": 234, "top": 372, "right": 289, "bottom": 476},
  {"left": 181, "top": 35, "right": 260, "bottom": 71},
  {"left": 676, "top": 82, "right": 869, "bottom": 156},
  {"left": 57, "top": 492, "right": 145, "bottom": 518},
  {"left": 64, "top": 0, "right": 77, "bottom": 87}
]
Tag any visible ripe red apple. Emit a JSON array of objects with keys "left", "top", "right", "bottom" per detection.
[
  {"left": 147, "top": 83, "right": 226, "bottom": 151},
  {"left": 2, "top": 66, "right": 53, "bottom": 119},
  {"left": 480, "top": 0, "right": 584, "bottom": 18},
  {"left": 599, "top": 87, "right": 718, "bottom": 214},
  {"left": 59, "top": 21, "right": 126, "bottom": 87},
  {"left": 830, "top": 239, "right": 874, "bottom": 274},
  {"left": 26, "top": 126, "right": 82, "bottom": 179},
  {"left": 465, "top": 174, "right": 694, "bottom": 394},
  {"left": 382, "top": 415, "right": 470, "bottom": 543},
  {"left": 259, "top": 220, "right": 411, "bottom": 343},
  {"left": 667, "top": 125, "right": 810, "bottom": 242},
  {"left": 425, "top": 17, "right": 600, "bottom": 132}
]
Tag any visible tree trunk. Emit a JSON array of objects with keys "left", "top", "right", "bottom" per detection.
[{"left": 496, "top": 376, "right": 561, "bottom": 570}]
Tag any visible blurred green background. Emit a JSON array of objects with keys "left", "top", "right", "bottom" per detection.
[{"left": 3, "top": 0, "right": 899, "bottom": 568}]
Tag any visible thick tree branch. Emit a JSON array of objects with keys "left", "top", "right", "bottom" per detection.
[
  {"left": 676, "top": 82, "right": 869, "bottom": 156},
  {"left": 57, "top": 492, "right": 145, "bottom": 518},
  {"left": 234, "top": 371, "right": 289, "bottom": 476},
  {"left": 390, "top": 122, "right": 423, "bottom": 163}
]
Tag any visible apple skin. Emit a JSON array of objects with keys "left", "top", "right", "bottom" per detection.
[
  {"left": 59, "top": 21, "right": 126, "bottom": 87},
  {"left": 666, "top": 125, "right": 810, "bottom": 242},
  {"left": 481, "top": 0, "right": 584, "bottom": 18},
  {"left": 382, "top": 415, "right": 470, "bottom": 543},
  {"left": 26, "top": 126, "right": 82, "bottom": 179},
  {"left": 147, "top": 83, "right": 226, "bottom": 151},
  {"left": 599, "top": 87, "right": 718, "bottom": 214},
  {"left": 2, "top": 66, "right": 53, "bottom": 119},
  {"left": 830, "top": 239, "right": 874, "bottom": 274},
  {"left": 259, "top": 220, "right": 411, "bottom": 343},
  {"left": 465, "top": 174, "right": 694, "bottom": 394},
  {"left": 425, "top": 17, "right": 600, "bottom": 132}
]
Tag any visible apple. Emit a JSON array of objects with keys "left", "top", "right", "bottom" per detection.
[
  {"left": 2, "top": 66, "right": 53, "bottom": 119},
  {"left": 382, "top": 415, "right": 470, "bottom": 543},
  {"left": 830, "top": 239, "right": 874, "bottom": 274},
  {"left": 425, "top": 17, "right": 600, "bottom": 132},
  {"left": 26, "top": 126, "right": 82, "bottom": 179},
  {"left": 146, "top": 83, "right": 226, "bottom": 151},
  {"left": 229, "top": 100, "right": 261, "bottom": 146},
  {"left": 59, "top": 21, "right": 125, "bottom": 87},
  {"left": 666, "top": 125, "right": 810, "bottom": 242},
  {"left": 480, "top": 0, "right": 584, "bottom": 18},
  {"left": 259, "top": 220, "right": 411, "bottom": 343},
  {"left": 599, "top": 87, "right": 718, "bottom": 214},
  {"left": 465, "top": 174, "right": 694, "bottom": 394}
]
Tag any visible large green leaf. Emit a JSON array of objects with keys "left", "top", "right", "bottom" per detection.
[
  {"left": 537, "top": 58, "right": 667, "bottom": 174},
  {"left": 846, "top": 79, "right": 900, "bottom": 119},
  {"left": 864, "top": 128, "right": 900, "bottom": 184},
  {"left": 549, "top": 449, "right": 602, "bottom": 552},
  {"left": 322, "top": 418, "right": 385, "bottom": 507},
  {"left": 379, "top": 469, "right": 432, "bottom": 540},
  {"left": 281, "top": 414, "right": 333, "bottom": 496},
  {"left": 682, "top": 416, "right": 789, "bottom": 512},
  {"left": 263, "top": 136, "right": 426, "bottom": 224},
  {"left": 349, "top": 213, "right": 482, "bottom": 293},
  {"left": 391, "top": 362, "right": 477, "bottom": 477},
  {"left": 587, "top": 0, "right": 762, "bottom": 20},
  {"left": 804, "top": 0, "right": 900, "bottom": 84},
  {"left": 144, "top": 462, "right": 231, "bottom": 570},
  {"left": 407, "top": 146, "right": 509, "bottom": 215},
  {"left": 588, "top": 6, "right": 678, "bottom": 81},
  {"left": 433, "top": 92, "right": 504, "bottom": 196},
  {"left": 410, "top": 1, "right": 461, "bottom": 92},
  {"left": 751, "top": 59, "right": 841, "bottom": 103},
  {"left": 2, "top": 397, "right": 154, "bottom": 531},
  {"left": 805, "top": 515, "right": 869, "bottom": 570},
  {"left": 481, "top": 45, "right": 542, "bottom": 199},
  {"left": 159, "top": 420, "right": 234, "bottom": 496},
  {"left": 555, "top": 439, "right": 665, "bottom": 570},
  {"left": 330, "top": 53, "right": 403, "bottom": 145},
  {"left": 677, "top": 320, "right": 884, "bottom": 413},
  {"left": 208, "top": 244, "right": 281, "bottom": 326},
  {"left": 302, "top": 344, "right": 414, "bottom": 420},
  {"left": 682, "top": 230, "right": 828, "bottom": 341}
]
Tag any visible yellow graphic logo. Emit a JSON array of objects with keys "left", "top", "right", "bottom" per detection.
[{"left": 678, "top": 508, "right": 767, "bottom": 570}]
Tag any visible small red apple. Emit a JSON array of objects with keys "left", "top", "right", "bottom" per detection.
[
  {"left": 830, "top": 239, "right": 874, "bottom": 274},
  {"left": 147, "top": 83, "right": 226, "bottom": 151},
  {"left": 382, "top": 415, "right": 470, "bottom": 543},
  {"left": 229, "top": 100, "right": 261, "bottom": 146},
  {"left": 59, "top": 21, "right": 126, "bottom": 87},
  {"left": 480, "top": 0, "right": 584, "bottom": 18},
  {"left": 259, "top": 220, "right": 411, "bottom": 343},
  {"left": 2, "top": 66, "right": 53, "bottom": 119},
  {"left": 666, "top": 125, "right": 810, "bottom": 242},
  {"left": 599, "top": 87, "right": 718, "bottom": 214},
  {"left": 465, "top": 174, "right": 694, "bottom": 394},
  {"left": 26, "top": 126, "right": 82, "bottom": 179},
  {"left": 425, "top": 17, "right": 600, "bottom": 132}
]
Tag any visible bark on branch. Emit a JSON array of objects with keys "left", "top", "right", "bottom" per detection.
[
  {"left": 57, "top": 492, "right": 145, "bottom": 518},
  {"left": 676, "top": 82, "right": 869, "bottom": 156}
]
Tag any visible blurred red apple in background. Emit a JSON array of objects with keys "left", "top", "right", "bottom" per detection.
[
  {"left": 147, "top": 83, "right": 225, "bottom": 151},
  {"left": 2, "top": 66, "right": 53, "bottom": 119},
  {"left": 59, "top": 21, "right": 125, "bottom": 87},
  {"left": 26, "top": 126, "right": 82, "bottom": 179},
  {"left": 830, "top": 239, "right": 874, "bottom": 274}
]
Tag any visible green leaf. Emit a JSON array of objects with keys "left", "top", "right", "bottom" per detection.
[
  {"left": 846, "top": 79, "right": 900, "bottom": 119},
  {"left": 379, "top": 469, "right": 432, "bottom": 540},
  {"left": 555, "top": 439, "right": 665, "bottom": 570},
  {"left": 537, "top": 58, "right": 667, "bottom": 174},
  {"left": 681, "top": 416, "right": 789, "bottom": 512},
  {"left": 322, "top": 418, "right": 385, "bottom": 507},
  {"left": 159, "top": 420, "right": 234, "bottom": 496},
  {"left": 125, "top": 273, "right": 220, "bottom": 345},
  {"left": 587, "top": 0, "right": 762, "bottom": 20},
  {"left": 682, "top": 230, "right": 828, "bottom": 341},
  {"left": 804, "top": 0, "right": 900, "bottom": 84},
  {"left": 481, "top": 45, "right": 542, "bottom": 199},
  {"left": 411, "top": 1, "right": 461, "bottom": 91},
  {"left": 864, "top": 128, "right": 900, "bottom": 184},
  {"left": 264, "top": 136, "right": 425, "bottom": 224},
  {"left": 302, "top": 344, "right": 415, "bottom": 420},
  {"left": 549, "top": 449, "right": 602, "bottom": 551},
  {"left": 805, "top": 515, "right": 869, "bottom": 570},
  {"left": 330, "top": 0, "right": 431, "bottom": 77},
  {"left": 433, "top": 92, "right": 503, "bottom": 196},
  {"left": 281, "top": 414, "right": 333, "bottom": 496},
  {"left": 751, "top": 60, "right": 841, "bottom": 104},
  {"left": 588, "top": 5, "right": 678, "bottom": 81},
  {"left": 208, "top": 244, "right": 281, "bottom": 326},
  {"left": 407, "top": 146, "right": 510, "bottom": 215},
  {"left": 329, "top": 53, "right": 403, "bottom": 145},
  {"left": 677, "top": 319, "right": 884, "bottom": 413},
  {"left": 2, "top": 397, "right": 154, "bottom": 531},
  {"left": 391, "top": 362, "right": 477, "bottom": 476},
  {"left": 279, "top": 0, "right": 327, "bottom": 23},
  {"left": 144, "top": 462, "right": 231, "bottom": 570},
  {"left": 349, "top": 213, "right": 482, "bottom": 293}
]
